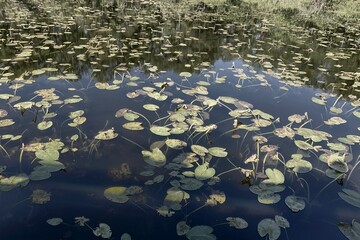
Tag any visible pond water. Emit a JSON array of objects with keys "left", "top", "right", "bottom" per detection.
[{"left": 0, "top": 1, "right": 359, "bottom": 240}]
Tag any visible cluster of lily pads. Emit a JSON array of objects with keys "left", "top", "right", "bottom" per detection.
[{"left": 0, "top": 0, "right": 359, "bottom": 239}]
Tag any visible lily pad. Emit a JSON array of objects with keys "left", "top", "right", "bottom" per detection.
[
  {"left": 122, "top": 122, "right": 144, "bottom": 131},
  {"left": 262, "top": 168, "right": 284, "bottom": 185},
  {"left": 338, "top": 220, "right": 360, "bottom": 240},
  {"left": 194, "top": 163, "right": 216, "bottom": 181},
  {"left": 104, "top": 186, "right": 129, "bottom": 203},
  {"left": 286, "top": 158, "right": 312, "bottom": 173},
  {"left": 150, "top": 126, "right": 171, "bottom": 136},
  {"left": 208, "top": 147, "right": 228, "bottom": 158},
  {"left": 191, "top": 145, "right": 208, "bottom": 156},
  {"left": 47, "top": 218, "right": 63, "bottom": 226},
  {"left": 338, "top": 189, "right": 360, "bottom": 208},
  {"left": 186, "top": 225, "right": 216, "bottom": 240},
  {"left": 177, "top": 221, "right": 191, "bottom": 236},
  {"left": 285, "top": 195, "right": 305, "bottom": 212},
  {"left": 142, "top": 148, "right": 166, "bottom": 167},
  {"left": 95, "top": 128, "right": 118, "bottom": 140},
  {"left": 37, "top": 121, "right": 53, "bottom": 130},
  {"left": 165, "top": 139, "right": 187, "bottom": 150},
  {"left": 226, "top": 217, "right": 248, "bottom": 229},
  {"left": 257, "top": 218, "right": 281, "bottom": 240}
]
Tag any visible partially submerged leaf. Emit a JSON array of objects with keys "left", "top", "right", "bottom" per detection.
[
  {"left": 186, "top": 225, "right": 216, "bottom": 240},
  {"left": 47, "top": 218, "right": 63, "bottom": 226},
  {"left": 338, "top": 189, "right": 360, "bottom": 208}
]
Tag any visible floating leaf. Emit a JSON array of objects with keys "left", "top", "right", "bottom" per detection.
[
  {"left": 226, "top": 217, "right": 248, "bottom": 229},
  {"left": 285, "top": 195, "right": 305, "bottom": 212},
  {"left": 186, "top": 225, "right": 216, "bottom": 240},
  {"left": 177, "top": 221, "right": 191, "bottom": 236},
  {"left": 275, "top": 215, "right": 290, "bottom": 228},
  {"left": 35, "top": 148, "right": 59, "bottom": 161},
  {"left": 191, "top": 145, "right": 208, "bottom": 156},
  {"left": 122, "top": 122, "right": 144, "bottom": 131},
  {"left": 258, "top": 191, "right": 281, "bottom": 205},
  {"left": 0, "top": 119, "right": 15, "bottom": 127},
  {"left": 150, "top": 126, "right": 171, "bottom": 136},
  {"left": 143, "top": 104, "right": 159, "bottom": 111},
  {"left": 194, "top": 163, "right": 215, "bottom": 181},
  {"left": 165, "top": 139, "right": 187, "bottom": 149},
  {"left": 95, "top": 128, "right": 118, "bottom": 140},
  {"left": 324, "top": 116, "right": 347, "bottom": 126},
  {"left": 14, "top": 101, "right": 34, "bottom": 110},
  {"left": 104, "top": 186, "right": 129, "bottom": 203},
  {"left": 121, "top": 233, "right": 132, "bottom": 240},
  {"left": 257, "top": 218, "right": 281, "bottom": 240},
  {"left": 142, "top": 148, "right": 166, "bottom": 167},
  {"left": 208, "top": 147, "right": 228, "bottom": 158},
  {"left": 37, "top": 121, "right": 53, "bottom": 130},
  {"left": 47, "top": 218, "right": 63, "bottom": 226},
  {"left": 338, "top": 220, "right": 360, "bottom": 240},
  {"left": 262, "top": 168, "right": 284, "bottom": 185},
  {"left": 311, "top": 97, "right": 326, "bottom": 105},
  {"left": 93, "top": 223, "right": 112, "bottom": 239},
  {"left": 294, "top": 140, "right": 314, "bottom": 150},
  {"left": 338, "top": 189, "right": 360, "bottom": 208},
  {"left": 286, "top": 158, "right": 312, "bottom": 173},
  {"left": 180, "top": 178, "right": 204, "bottom": 191}
]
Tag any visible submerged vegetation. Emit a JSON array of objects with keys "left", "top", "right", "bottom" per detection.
[{"left": 0, "top": 0, "right": 359, "bottom": 239}]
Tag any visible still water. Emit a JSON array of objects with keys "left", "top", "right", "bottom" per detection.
[{"left": 0, "top": 0, "right": 359, "bottom": 239}]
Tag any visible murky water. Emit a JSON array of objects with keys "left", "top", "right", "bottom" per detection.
[{"left": 0, "top": 1, "right": 359, "bottom": 239}]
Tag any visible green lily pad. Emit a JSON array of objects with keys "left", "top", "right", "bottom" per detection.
[
  {"left": 194, "top": 163, "right": 216, "bottom": 181},
  {"left": 14, "top": 101, "right": 34, "bottom": 110},
  {"left": 257, "top": 218, "right": 281, "bottom": 240},
  {"left": 95, "top": 128, "right": 118, "bottom": 140},
  {"left": 226, "top": 217, "right": 248, "bottom": 229},
  {"left": 294, "top": 140, "right": 314, "bottom": 150},
  {"left": 121, "top": 233, "right": 132, "bottom": 240},
  {"left": 285, "top": 195, "right": 305, "bottom": 212},
  {"left": 286, "top": 158, "right": 312, "bottom": 173},
  {"left": 122, "top": 122, "right": 144, "bottom": 130},
  {"left": 143, "top": 104, "right": 159, "bottom": 111},
  {"left": 180, "top": 178, "right": 204, "bottom": 191},
  {"left": 0, "top": 119, "right": 15, "bottom": 127},
  {"left": 275, "top": 215, "right": 290, "bottom": 228},
  {"left": 104, "top": 186, "right": 129, "bottom": 203},
  {"left": 191, "top": 145, "right": 208, "bottom": 156},
  {"left": 208, "top": 147, "right": 228, "bottom": 158},
  {"left": 165, "top": 139, "right": 187, "bottom": 150},
  {"left": 258, "top": 191, "right": 281, "bottom": 204},
  {"left": 37, "top": 121, "right": 53, "bottom": 130},
  {"left": 338, "top": 189, "right": 360, "bottom": 208},
  {"left": 142, "top": 148, "right": 166, "bottom": 167},
  {"left": 177, "top": 221, "right": 191, "bottom": 236},
  {"left": 150, "top": 126, "right": 171, "bottom": 136},
  {"left": 186, "top": 225, "right": 216, "bottom": 240},
  {"left": 262, "top": 168, "right": 284, "bottom": 185},
  {"left": 47, "top": 218, "right": 63, "bottom": 226},
  {"left": 35, "top": 148, "right": 59, "bottom": 161},
  {"left": 338, "top": 220, "right": 360, "bottom": 240}
]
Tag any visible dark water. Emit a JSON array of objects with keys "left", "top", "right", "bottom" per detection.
[{"left": 0, "top": 1, "right": 359, "bottom": 240}]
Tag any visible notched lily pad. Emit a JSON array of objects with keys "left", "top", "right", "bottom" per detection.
[
  {"left": 142, "top": 148, "right": 166, "bottom": 167},
  {"left": 257, "top": 218, "right": 281, "bottom": 240},
  {"left": 285, "top": 195, "right": 305, "bottom": 212}
]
